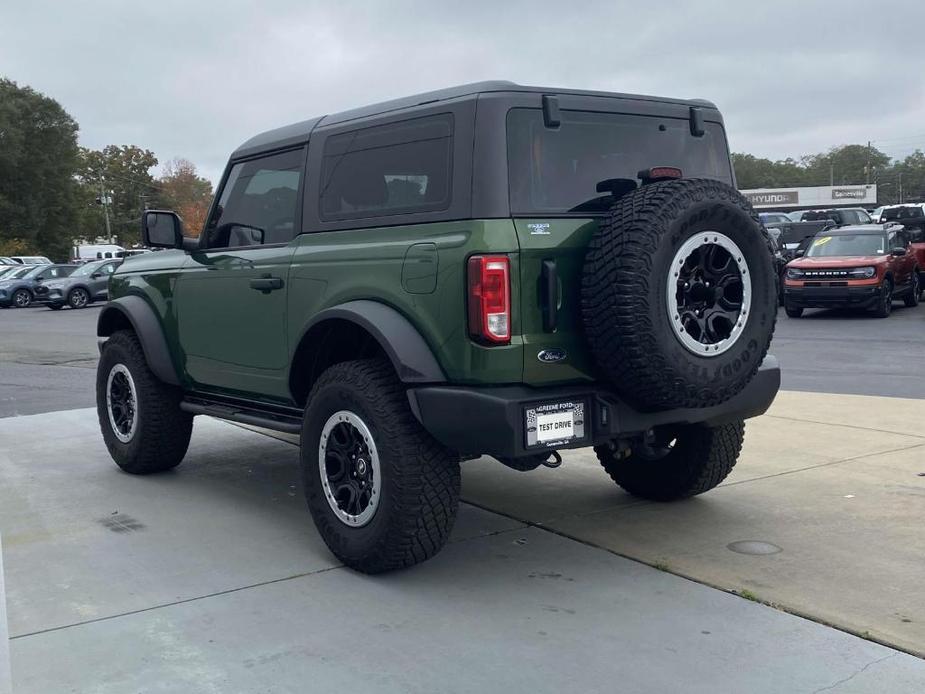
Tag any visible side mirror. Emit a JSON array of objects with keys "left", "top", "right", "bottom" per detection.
[
  {"left": 796, "top": 249, "right": 805, "bottom": 257},
  {"left": 91, "top": 272, "right": 102, "bottom": 279},
  {"left": 142, "top": 210, "right": 185, "bottom": 249},
  {"left": 891, "top": 247, "right": 906, "bottom": 256}
]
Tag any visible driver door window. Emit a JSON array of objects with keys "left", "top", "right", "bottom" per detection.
[{"left": 205, "top": 149, "right": 304, "bottom": 249}]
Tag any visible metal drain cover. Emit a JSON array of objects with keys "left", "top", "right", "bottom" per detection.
[{"left": 727, "top": 540, "right": 782, "bottom": 556}]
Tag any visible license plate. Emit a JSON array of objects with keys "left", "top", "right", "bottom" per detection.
[{"left": 525, "top": 401, "right": 585, "bottom": 448}]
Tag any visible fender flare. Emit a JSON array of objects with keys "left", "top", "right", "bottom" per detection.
[
  {"left": 97, "top": 296, "right": 181, "bottom": 386},
  {"left": 297, "top": 300, "right": 446, "bottom": 384}
]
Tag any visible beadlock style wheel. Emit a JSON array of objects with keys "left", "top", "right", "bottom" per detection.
[
  {"left": 106, "top": 363, "right": 138, "bottom": 443},
  {"left": 318, "top": 410, "right": 381, "bottom": 527},
  {"left": 666, "top": 231, "right": 751, "bottom": 357}
]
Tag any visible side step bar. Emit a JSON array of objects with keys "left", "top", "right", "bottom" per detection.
[{"left": 180, "top": 395, "right": 303, "bottom": 434}]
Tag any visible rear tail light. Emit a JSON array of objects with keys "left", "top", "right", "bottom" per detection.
[{"left": 467, "top": 255, "right": 511, "bottom": 344}]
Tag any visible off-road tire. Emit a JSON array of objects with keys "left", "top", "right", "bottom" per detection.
[
  {"left": 785, "top": 306, "right": 803, "bottom": 318},
  {"left": 68, "top": 287, "right": 90, "bottom": 309},
  {"left": 595, "top": 421, "right": 745, "bottom": 501},
  {"left": 301, "top": 359, "right": 460, "bottom": 574},
  {"left": 874, "top": 279, "right": 893, "bottom": 318},
  {"left": 903, "top": 272, "right": 920, "bottom": 308},
  {"left": 96, "top": 330, "right": 193, "bottom": 474},
  {"left": 581, "top": 179, "right": 777, "bottom": 411},
  {"left": 12, "top": 289, "right": 31, "bottom": 308}
]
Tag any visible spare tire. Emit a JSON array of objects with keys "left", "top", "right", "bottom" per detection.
[{"left": 581, "top": 178, "right": 776, "bottom": 410}]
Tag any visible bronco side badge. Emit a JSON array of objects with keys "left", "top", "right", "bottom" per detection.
[
  {"left": 537, "top": 348, "right": 567, "bottom": 363},
  {"left": 528, "top": 223, "right": 551, "bottom": 235}
]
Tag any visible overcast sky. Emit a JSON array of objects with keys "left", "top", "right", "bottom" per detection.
[{"left": 2, "top": 0, "right": 924, "bottom": 184}]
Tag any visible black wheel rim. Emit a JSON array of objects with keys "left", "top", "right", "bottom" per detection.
[
  {"left": 106, "top": 364, "right": 137, "bottom": 442},
  {"left": 318, "top": 411, "right": 380, "bottom": 526},
  {"left": 668, "top": 232, "right": 751, "bottom": 356}
]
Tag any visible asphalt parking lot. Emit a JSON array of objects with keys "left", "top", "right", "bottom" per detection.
[
  {"left": 1, "top": 301, "right": 923, "bottom": 418},
  {"left": 2, "top": 301, "right": 925, "bottom": 692}
]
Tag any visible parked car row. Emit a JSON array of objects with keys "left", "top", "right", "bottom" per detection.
[{"left": 0, "top": 258, "right": 121, "bottom": 309}]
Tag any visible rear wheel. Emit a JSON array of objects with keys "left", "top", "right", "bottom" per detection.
[
  {"left": 47, "top": 303, "right": 63, "bottom": 310},
  {"left": 96, "top": 330, "right": 193, "bottom": 474},
  {"left": 595, "top": 422, "right": 745, "bottom": 501},
  {"left": 12, "top": 289, "right": 31, "bottom": 308},
  {"left": 784, "top": 305, "right": 803, "bottom": 318},
  {"left": 68, "top": 287, "right": 90, "bottom": 309},
  {"left": 301, "top": 359, "right": 460, "bottom": 573},
  {"left": 874, "top": 279, "right": 893, "bottom": 318},
  {"left": 904, "top": 272, "right": 920, "bottom": 307}
]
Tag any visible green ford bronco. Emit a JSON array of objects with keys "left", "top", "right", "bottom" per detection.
[{"left": 95, "top": 81, "right": 780, "bottom": 573}]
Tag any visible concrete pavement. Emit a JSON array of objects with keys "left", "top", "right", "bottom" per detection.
[
  {"left": 461, "top": 390, "right": 925, "bottom": 657},
  {"left": 3, "top": 409, "right": 925, "bottom": 692}
]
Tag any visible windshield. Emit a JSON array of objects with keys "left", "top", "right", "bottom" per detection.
[
  {"left": 3, "top": 266, "right": 35, "bottom": 280},
  {"left": 507, "top": 108, "right": 733, "bottom": 215},
  {"left": 73, "top": 261, "right": 104, "bottom": 276},
  {"left": 806, "top": 234, "right": 886, "bottom": 257}
]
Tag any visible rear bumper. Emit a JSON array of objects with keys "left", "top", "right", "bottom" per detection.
[
  {"left": 784, "top": 285, "right": 881, "bottom": 309},
  {"left": 408, "top": 355, "right": 781, "bottom": 458}
]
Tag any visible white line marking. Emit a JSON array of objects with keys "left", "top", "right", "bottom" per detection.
[{"left": 0, "top": 534, "right": 11, "bottom": 694}]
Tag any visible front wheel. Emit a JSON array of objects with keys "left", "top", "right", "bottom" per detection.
[
  {"left": 96, "top": 330, "right": 193, "bottom": 474},
  {"left": 904, "top": 272, "right": 920, "bottom": 308},
  {"left": 68, "top": 287, "right": 90, "bottom": 309},
  {"left": 595, "top": 421, "right": 745, "bottom": 501},
  {"left": 12, "top": 289, "right": 31, "bottom": 308},
  {"left": 301, "top": 359, "right": 460, "bottom": 573},
  {"left": 874, "top": 280, "right": 893, "bottom": 318},
  {"left": 47, "top": 303, "right": 63, "bottom": 310}
]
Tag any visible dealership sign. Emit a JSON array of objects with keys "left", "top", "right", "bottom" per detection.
[
  {"left": 740, "top": 184, "right": 877, "bottom": 209},
  {"left": 744, "top": 191, "right": 799, "bottom": 206},
  {"left": 832, "top": 188, "right": 867, "bottom": 200}
]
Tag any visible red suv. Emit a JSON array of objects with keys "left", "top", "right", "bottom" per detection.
[{"left": 783, "top": 225, "right": 921, "bottom": 318}]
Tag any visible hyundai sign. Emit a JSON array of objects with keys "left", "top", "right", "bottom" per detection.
[{"left": 740, "top": 184, "right": 877, "bottom": 209}]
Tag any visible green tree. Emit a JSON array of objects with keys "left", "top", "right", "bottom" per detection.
[
  {"left": 76, "top": 144, "right": 158, "bottom": 247},
  {"left": 801, "top": 144, "right": 890, "bottom": 187},
  {"left": 0, "top": 78, "right": 80, "bottom": 261},
  {"left": 731, "top": 153, "right": 808, "bottom": 189}
]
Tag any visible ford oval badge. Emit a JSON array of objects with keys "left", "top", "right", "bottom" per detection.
[{"left": 537, "top": 348, "right": 567, "bottom": 364}]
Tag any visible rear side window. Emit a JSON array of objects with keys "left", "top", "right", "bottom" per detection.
[
  {"left": 507, "top": 108, "right": 733, "bottom": 215},
  {"left": 319, "top": 114, "right": 453, "bottom": 221}
]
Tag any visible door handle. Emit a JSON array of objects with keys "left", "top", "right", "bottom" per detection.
[{"left": 249, "top": 274, "right": 284, "bottom": 294}]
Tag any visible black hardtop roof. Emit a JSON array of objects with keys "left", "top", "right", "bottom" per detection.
[{"left": 231, "top": 81, "right": 718, "bottom": 159}]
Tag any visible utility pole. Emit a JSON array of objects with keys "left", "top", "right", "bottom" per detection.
[
  {"left": 866, "top": 141, "right": 871, "bottom": 184},
  {"left": 899, "top": 172, "right": 903, "bottom": 204},
  {"left": 98, "top": 170, "right": 112, "bottom": 239},
  {"left": 829, "top": 164, "right": 834, "bottom": 187}
]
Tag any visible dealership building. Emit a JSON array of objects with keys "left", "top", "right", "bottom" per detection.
[{"left": 740, "top": 184, "right": 877, "bottom": 211}]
